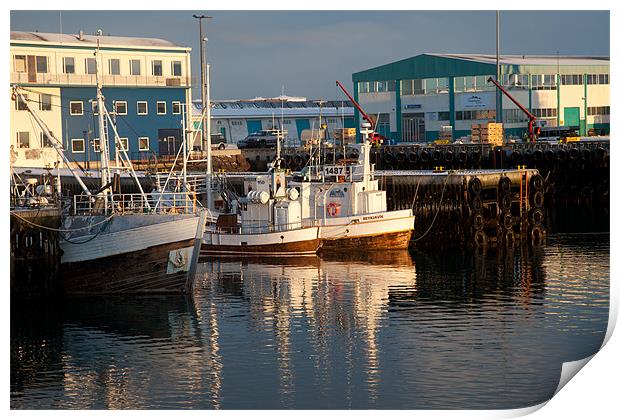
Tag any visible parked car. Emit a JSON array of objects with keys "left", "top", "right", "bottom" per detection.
[
  {"left": 238, "top": 129, "right": 286, "bottom": 149},
  {"left": 211, "top": 133, "right": 227, "bottom": 150}
]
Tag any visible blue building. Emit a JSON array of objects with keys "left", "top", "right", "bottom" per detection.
[{"left": 10, "top": 31, "right": 192, "bottom": 168}]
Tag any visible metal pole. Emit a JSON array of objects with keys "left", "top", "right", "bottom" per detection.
[
  {"left": 495, "top": 10, "right": 501, "bottom": 123},
  {"left": 192, "top": 14, "right": 212, "bottom": 151},
  {"left": 206, "top": 62, "right": 213, "bottom": 210}
]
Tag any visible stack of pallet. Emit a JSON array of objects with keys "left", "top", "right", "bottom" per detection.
[
  {"left": 471, "top": 122, "right": 504, "bottom": 145},
  {"left": 333, "top": 128, "right": 356, "bottom": 144}
]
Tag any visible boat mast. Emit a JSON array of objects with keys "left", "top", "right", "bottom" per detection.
[{"left": 94, "top": 41, "right": 112, "bottom": 200}]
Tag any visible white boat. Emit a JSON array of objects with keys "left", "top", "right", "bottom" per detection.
[
  {"left": 290, "top": 122, "right": 415, "bottom": 252},
  {"left": 11, "top": 47, "right": 204, "bottom": 294},
  {"left": 201, "top": 169, "right": 320, "bottom": 256}
]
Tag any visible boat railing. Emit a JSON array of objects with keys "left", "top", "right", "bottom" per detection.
[
  {"left": 72, "top": 192, "right": 199, "bottom": 216},
  {"left": 211, "top": 219, "right": 317, "bottom": 235}
]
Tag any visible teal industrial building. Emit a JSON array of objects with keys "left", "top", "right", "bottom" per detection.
[{"left": 352, "top": 53, "right": 610, "bottom": 142}]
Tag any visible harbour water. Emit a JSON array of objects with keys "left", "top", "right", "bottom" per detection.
[{"left": 10, "top": 233, "right": 609, "bottom": 409}]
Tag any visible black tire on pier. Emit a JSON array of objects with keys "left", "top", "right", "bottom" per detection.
[
  {"left": 530, "top": 208, "right": 544, "bottom": 225},
  {"left": 470, "top": 195, "right": 483, "bottom": 212},
  {"left": 529, "top": 174, "right": 544, "bottom": 191},
  {"left": 473, "top": 230, "right": 488, "bottom": 248},
  {"left": 472, "top": 212, "right": 485, "bottom": 231},
  {"left": 501, "top": 212, "right": 514, "bottom": 229},
  {"left": 505, "top": 229, "right": 516, "bottom": 248},
  {"left": 531, "top": 190, "right": 544, "bottom": 208},
  {"left": 499, "top": 194, "right": 512, "bottom": 211},
  {"left": 530, "top": 225, "right": 545, "bottom": 246},
  {"left": 498, "top": 176, "right": 511, "bottom": 194},
  {"left": 468, "top": 177, "right": 482, "bottom": 196}
]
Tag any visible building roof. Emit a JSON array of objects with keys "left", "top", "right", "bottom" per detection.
[
  {"left": 426, "top": 53, "right": 609, "bottom": 67},
  {"left": 10, "top": 31, "right": 189, "bottom": 50},
  {"left": 353, "top": 53, "right": 610, "bottom": 82},
  {"left": 193, "top": 99, "right": 354, "bottom": 119}
]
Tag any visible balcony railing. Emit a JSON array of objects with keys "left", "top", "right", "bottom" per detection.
[{"left": 11, "top": 72, "right": 191, "bottom": 88}]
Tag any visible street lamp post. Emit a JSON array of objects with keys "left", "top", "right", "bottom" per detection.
[{"left": 193, "top": 13, "right": 213, "bottom": 210}]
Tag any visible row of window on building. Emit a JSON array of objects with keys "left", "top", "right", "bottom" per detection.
[
  {"left": 359, "top": 73, "right": 610, "bottom": 95},
  {"left": 16, "top": 130, "right": 151, "bottom": 153},
  {"left": 587, "top": 106, "right": 610, "bottom": 116},
  {"left": 14, "top": 54, "right": 184, "bottom": 77},
  {"left": 15, "top": 93, "right": 183, "bottom": 116}
]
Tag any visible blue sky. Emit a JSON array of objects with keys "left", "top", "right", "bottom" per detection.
[{"left": 10, "top": 10, "right": 610, "bottom": 100}]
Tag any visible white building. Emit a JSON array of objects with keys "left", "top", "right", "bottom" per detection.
[
  {"left": 192, "top": 96, "right": 354, "bottom": 146},
  {"left": 352, "top": 54, "right": 610, "bottom": 142}
]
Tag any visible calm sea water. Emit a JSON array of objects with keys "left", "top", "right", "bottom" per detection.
[{"left": 11, "top": 233, "right": 609, "bottom": 409}]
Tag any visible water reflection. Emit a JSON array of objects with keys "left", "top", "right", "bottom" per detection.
[{"left": 11, "top": 234, "right": 609, "bottom": 409}]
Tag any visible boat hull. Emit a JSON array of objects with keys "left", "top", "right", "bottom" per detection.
[
  {"left": 61, "top": 238, "right": 196, "bottom": 294},
  {"left": 201, "top": 227, "right": 320, "bottom": 256},
  {"left": 320, "top": 230, "right": 413, "bottom": 253},
  {"left": 318, "top": 209, "right": 415, "bottom": 252},
  {"left": 60, "top": 215, "right": 200, "bottom": 294}
]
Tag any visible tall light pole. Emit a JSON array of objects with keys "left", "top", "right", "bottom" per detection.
[
  {"left": 193, "top": 14, "right": 212, "bottom": 150},
  {"left": 495, "top": 10, "right": 501, "bottom": 124},
  {"left": 193, "top": 13, "right": 213, "bottom": 209}
]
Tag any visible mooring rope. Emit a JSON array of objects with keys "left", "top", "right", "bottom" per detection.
[
  {"left": 10, "top": 210, "right": 115, "bottom": 233},
  {"left": 411, "top": 171, "right": 454, "bottom": 242}
]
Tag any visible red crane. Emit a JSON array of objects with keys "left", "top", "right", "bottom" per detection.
[
  {"left": 487, "top": 77, "right": 538, "bottom": 142},
  {"left": 335, "top": 80, "right": 386, "bottom": 144}
]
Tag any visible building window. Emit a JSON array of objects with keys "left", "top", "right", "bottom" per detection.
[
  {"left": 92, "top": 138, "right": 101, "bottom": 152},
  {"left": 137, "top": 101, "right": 148, "bottom": 115},
  {"left": 138, "top": 137, "right": 150, "bottom": 151},
  {"left": 561, "top": 74, "right": 584, "bottom": 85},
  {"left": 588, "top": 74, "right": 610, "bottom": 85},
  {"left": 17, "top": 132, "right": 30, "bottom": 148},
  {"left": 36, "top": 56, "right": 48, "bottom": 73},
  {"left": 502, "top": 74, "right": 529, "bottom": 89},
  {"left": 172, "top": 61, "right": 182, "bottom": 76},
  {"left": 41, "top": 132, "right": 55, "bottom": 148},
  {"left": 532, "top": 108, "right": 557, "bottom": 118},
  {"left": 437, "top": 78, "right": 449, "bottom": 93},
  {"left": 401, "top": 80, "right": 413, "bottom": 96},
  {"left": 117, "top": 137, "right": 129, "bottom": 151},
  {"left": 85, "top": 58, "right": 97, "bottom": 75},
  {"left": 532, "top": 74, "right": 557, "bottom": 90},
  {"left": 413, "top": 79, "right": 425, "bottom": 95},
  {"left": 91, "top": 101, "right": 99, "bottom": 115},
  {"left": 358, "top": 81, "right": 370, "bottom": 94},
  {"left": 152, "top": 60, "right": 163, "bottom": 76},
  {"left": 503, "top": 109, "right": 529, "bottom": 124},
  {"left": 437, "top": 111, "right": 450, "bottom": 121},
  {"left": 63, "top": 57, "right": 75, "bottom": 74},
  {"left": 172, "top": 101, "right": 181, "bottom": 114},
  {"left": 109, "top": 59, "right": 120, "bottom": 75},
  {"left": 14, "top": 55, "right": 26, "bottom": 73},
  {"left": 587, "top": 106, "right": 610, "bottom": 116},
  {"left": 15, "top": 94, "right": 28, "bottom": 111},
  {"left": 157, "top": 101, "right": 166, "bottom": 115},
  {"left": 40, "top": 94, "right": 52, "bottom": 111},
  {"left": 70, "top": 101, "right": 84, "bottom": 115},
  {"left": 72, "top": 138, "right": 85, "bottom": 153},
  {"left": 456, "top": 110, "right": 496, "bottom": 121},
  {"left": 114, "top": 101, "right": 127, "bottom": 115},
  {"left": 130, "top": 59, "right": 141, "bottom": 76}
]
